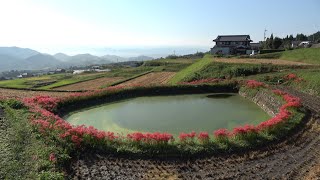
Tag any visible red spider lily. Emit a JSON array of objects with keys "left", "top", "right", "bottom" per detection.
[
  {"left": 71, "top": 135, "right": 83, "bottom": 146},
  {"left": 49, "top": 153, "right": 56, "bottom": 162},
  {"left": 232, "top": 124, "right": 257, "bottom": 135},
  {"left": 179, "top": 78, "right": 222, "bottom": 85},
  {"left": 127, "top": 132, "right": 173, "bottom": 143},
  {"left": 272, "top": 89, "right": 286, "bottom": 96},
  {"left": 197, "top": 132, "right": 209, "bottom": 143},
  {"left": 285, "top": 73, "right": 298, "bottom": 80},
  {"left": 213, "top": 128, "right": 230, "bottom": 138},
  {"left": 24, "top": 96, "right": 60, "bottom": 111},
  {"left": 246, "top": 80, "right": 265, "bottom": 88},
  {"left": 178, "top": 131, "right": 197, "bottom": 142}
]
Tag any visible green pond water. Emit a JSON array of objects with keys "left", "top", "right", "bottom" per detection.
[{"left": 65, "top": 93, "right": 270, "bottom": 136}]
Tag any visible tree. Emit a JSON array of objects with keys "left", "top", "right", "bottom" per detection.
[{"left": 272, "top": 37, "right": 283, "bottom": 49}]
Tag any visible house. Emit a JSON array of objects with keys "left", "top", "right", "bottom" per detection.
[
  {"left": 211, "top": 35, "right": 253, "bottom": 55},
  {"left": 55, "top": 68, "right": 66, "bottom": 73},
  {"left": 291, "top": 41, "right": 312, "bottom": 48}
]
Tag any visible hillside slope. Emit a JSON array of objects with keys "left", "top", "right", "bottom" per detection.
[{"left": 169, "top": 55, "right": 213, "bottom": 84}]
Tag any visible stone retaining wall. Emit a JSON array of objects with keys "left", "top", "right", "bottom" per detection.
[{"left": 239, "top": 89, "right": 282, "bottom": 117}]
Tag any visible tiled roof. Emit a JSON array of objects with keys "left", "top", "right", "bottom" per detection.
[{"left": 214, "top": 35, "right": 252, "bottom": 42}]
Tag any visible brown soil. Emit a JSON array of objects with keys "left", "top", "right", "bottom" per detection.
[
  {"left": 214, "top": 58, "right": 313, "bottom": 66},
  {"left": 117, "top": 72, "right": 176, "bottom": 87},
  {"left": 67, "top": 88, "right": 320, "bottom": 179},
  {"left": 54, "top": 77, "right": 124, "bottom": 91},
  {"left": 0, "top": 88, "right": 72, "bottom": 99}
]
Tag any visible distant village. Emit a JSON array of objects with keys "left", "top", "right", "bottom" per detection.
[{"left": 0, "top": 61, "right": 142, "bottom": 80}]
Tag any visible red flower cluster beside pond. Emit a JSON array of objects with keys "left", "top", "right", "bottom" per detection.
[
  {"left": 214, "top": 88, "right": 302, "bottom": 138},
  {"left": 180, "top": 78, "right": 222, "bottom": 85},
  {"left": 127, "top": 132, "right": 173, "bottom": 143},
  {"left": 20, "top": 80, "right": 302, "bottom": 149},
  {"left": 24, "top": 96, "right": 60, "bottom": 111},
  {"left": 284, "top": 73, "right": 304, "bottom": 82},
  {"left": 246, "top": 80, "right": 265, "bottom": 88}
]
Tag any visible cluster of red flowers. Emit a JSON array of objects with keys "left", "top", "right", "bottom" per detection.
[
  {"left": 180, "top": 78, "right": 222, "bottom": 85},
  {"left": 246, "top": 80, "right": 265, "bottom": 88},
  {"left": 284, "top": 73, "right": 304, "bottom": 82},
  {"left": 24, "top": 96, "right": 60, "bottom": 111},
  {"left": 213, "top": 128, "right": 229, "bottom": 138},
  {"left": 127, "top": 132, "right": 173, "bottom": 144},
  {"left": 178, "top": 131, "right": 197, "bottom": 142},
  {"left": 20, "top": 79, "right": 302, "bottom": 151},
  {"left": 197, "top": 132, "right": 209, "bottom": 143},
  {"left": 213, "top": 87, "right": 302, "bottom": 138},
  {"left": 49, "top": 153, "right": 56, "bottom": 162}
]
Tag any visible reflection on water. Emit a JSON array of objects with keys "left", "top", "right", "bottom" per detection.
[
  {"left": 66, "top": 93, "right": 270, "bottom": 136},
  {"left": 206, "top": 93, "right": 235, "bottom": 98}
]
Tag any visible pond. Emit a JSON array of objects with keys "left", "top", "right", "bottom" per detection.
[{"left": 65, "top": 93, "right": 270, "bottom": 136}]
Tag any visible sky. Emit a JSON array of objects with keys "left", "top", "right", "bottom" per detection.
[{"left": 0, "top": 0, "right": 319, "bottom": 55}]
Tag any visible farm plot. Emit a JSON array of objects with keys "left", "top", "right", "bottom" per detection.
[
  {"left": 214, "top": 58, "right": 313, "bottom": 66},
  {"left": 116, "top": 72, "right": 176, "bottom": 87},
  {"left": 54, "top": 77, "right": 124, "bottom": 91},
  {"left": 0, "top": 88, "right": 71, "bottom": 99}
]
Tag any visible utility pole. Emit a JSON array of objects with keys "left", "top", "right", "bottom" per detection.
[{"left": 264, "top": 28, "right": 268, "bottom": 41}]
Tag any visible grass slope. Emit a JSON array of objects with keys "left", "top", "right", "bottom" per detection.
[
  {"left": 279, "top": 48, "right": 320, "bottom": 64},
  {"left": 247, "top": 48, "right": 320, "bottom": 65},
  {"left": 169, "top": 55, "right": 213, "bottom": 84}
]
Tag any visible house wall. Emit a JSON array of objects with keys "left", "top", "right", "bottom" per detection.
[{"left": 211, "top": 47, "right": 230, "bottom": 55}]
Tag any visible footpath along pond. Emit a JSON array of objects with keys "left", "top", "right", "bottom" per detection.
[{"left": 65, "top": 93, "right": 270, "bottom": 136}]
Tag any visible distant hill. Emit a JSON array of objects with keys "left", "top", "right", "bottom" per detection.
[
  {"left": 0, "top": 46, "right": 39, "bottom": 59},
  {"left": 24, "top": 54, "right": 62, "bottom": 69},
  {"left": 0, "top": 54, "right": 26, "bottom": 71},
  {"left": 53, "top": 53, "right": 70, "bottom": 62},
  {"left": 0, "top": 46, "right": 162, "bottom": 72}
]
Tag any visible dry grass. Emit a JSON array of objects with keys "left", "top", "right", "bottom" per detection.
[
  {"left": 118, "top": 72, "right": 176, "bottom": 86},
  {"left": 214, "top": 58, "right": 312, "bottom": 65},
  {"left": 54, "top": 77, "right": 124, "bottom": 91}
]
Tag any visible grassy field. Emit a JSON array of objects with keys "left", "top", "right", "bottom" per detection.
[
  {"left": 248, "top": 69, "right": 320, "bottom": 96},
  {"left": 143, "top": 58, "right": 194, "bottom": 72},
  {"left": 0, "top": 101, "right": 65, "bottom": 179},
  {"left": 168, "top": 55, "right": 212, "bottom": 84},
  {"left": 242, "top": 48, "right": 320, "bottom": 65}
]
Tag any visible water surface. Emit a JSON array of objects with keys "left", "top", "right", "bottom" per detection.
[{"left": 65, "top": 93, "right": 270, "bottom": 135}]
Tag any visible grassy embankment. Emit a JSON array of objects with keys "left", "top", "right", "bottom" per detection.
[
  {"left": 0, "top": 100, "right": 65, "bottom": 179},
  {"left": 241, "top": 48, "right": 320, "bottom": 65},
  {"left": 168, "top": 55, "right": 213, "bottom": 84}
]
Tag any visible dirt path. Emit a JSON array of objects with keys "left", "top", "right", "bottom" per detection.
[
  {"left": 214, "top": 58, "right": 313, "bottom": 66},
  {"left": 67, "top": 88, "right": 320, "bottom": 179}
]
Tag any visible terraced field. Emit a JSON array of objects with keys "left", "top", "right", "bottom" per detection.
[
  {"left": 0, "top": 88, "right": 71, "bottom": 99},
  {"left": 117, "top": 72, "right": 176, "bottom": 87},
  {"left": 54, "top": 77, "right": 124, "bottom": 91},
  {"left": 214, "top": 58, "right": 313, "bottom": 65}
]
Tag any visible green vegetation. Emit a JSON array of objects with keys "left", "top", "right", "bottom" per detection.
[
  {"left": 251, "top": 69, "right": 320, "bottom": 96},
  {"left": 175, "top": 61, "right": 309, "bottom": 82},
  {"left": 278, "top": 48, "right": 320, "bottom": 64},
  {"left": 143, "top": 58, "right": 195, "bottom": 72},
  {"left": 169, "top": 55, "right": 213, "bottom": 84},
  {"left": 0, "top": 100, "right": 65, "bottom": 179},
  {"left": 240, "top": 48, "right": 320, "bottom": 65}
]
